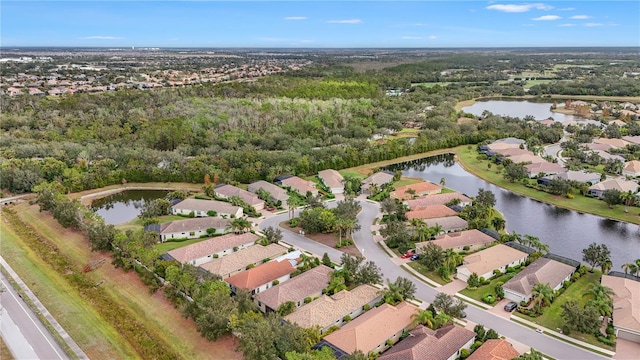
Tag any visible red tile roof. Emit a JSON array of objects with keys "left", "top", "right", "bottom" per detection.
[
  {"left": 225, "top": 259, "right": 296, "bottom": 290},
  {"left": 467, "top": 339, "right": 520, "bottom": 360},
  {"left": 378, "top": 324, "right": 476, "bottom": 360},
  {"left": 391, "top": 181, "right": 441, "bottom": 200},
  {"left": 406, "top": 205, "right": 456, "bottom": 220}
]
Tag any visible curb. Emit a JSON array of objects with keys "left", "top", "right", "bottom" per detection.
[{"left": 0, "top": 255, "right": 88, "bottom": 360}]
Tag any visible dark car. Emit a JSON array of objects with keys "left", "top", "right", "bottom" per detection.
[
  {"left": 504, "top": 301, "right": 518, "bottom": 312},
  {"left": 459, "top": 310, "right": 467, "bottom": 318},
  {"left": 410, "top": 254, "right": 420, "bottom": 261}
]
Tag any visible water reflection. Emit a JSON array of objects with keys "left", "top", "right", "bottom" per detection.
[{"left": 90, "top": 190, "right": 168, "bottom": 225}]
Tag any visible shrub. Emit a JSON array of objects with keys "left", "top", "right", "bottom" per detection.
[
  {"left": 571, "top": 272, "right": 582, "bottom": 282},
  {"left": 206, "top": 227, "right": 216, "bottom": 235},
  {"left": 493, "top": 269, "right": 502, "bottom": 277},
  {"left": 233, "top": 246, "right": 239, "bottom": 252},
  {"left": 606, "top": 325, "right": 615, "bottom": 336},
  {"left": 188, "top": 211, "right": 195, "bottom": 218},
  {"left": 463, "top": 245, "right": 470, "bottom": 251},
  {"left": 246, "top": 264, "right": 254, "bottom": 270},
  {"left": 563, "top": 280, "right": 571, "bottom": 289},
  {"left": 206, "top": 210, "right": 217, "bottom": 216},
  {"left": 343, "top": 315, "right": 351, "bottom": 323},
  {"left": 272, "top": 280, "right": 279, "bottom": 286},
  {"left": 562, "top": 325, "right": 570, "bottom": 335},
  {"left": 597, "top": 336, "right": 615, "bottom": 346},
  {"left": 289, "top": 218, "right": 299, "bottom": 227},
  {"left": 213, "top": 254, "right": 219, "bottom": 259},
  {"left": 482, "top": 294, "right": 495, "bottom": 304},
  {"left": 304, "top": 297, "right": 312, "bottom": 304},
  {"left": 471, "top": 341, "right": 484, "bottom": 352},
  {"left": 459, "top": 348, "right": 470, "bottom": 359},
  {"left": 363, "top": 304, "right": 371, "bottom": 311},
  {"left": 566, "top": 193, "right": 574, "bottom": 199}
]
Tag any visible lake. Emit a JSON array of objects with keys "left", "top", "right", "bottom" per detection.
[
  {"left": 90, "top": 190, "right": 168, "bottom": 225},
  {"left": 462, "top": 99, "right": 582, "bottom": 123},
  {"left": 386, "top": 154, "right": 640, "bottom": 269}
]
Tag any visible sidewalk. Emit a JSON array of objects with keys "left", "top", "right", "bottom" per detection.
[{"left": 0, "top": 255, "right": 88, "bottom": 360}]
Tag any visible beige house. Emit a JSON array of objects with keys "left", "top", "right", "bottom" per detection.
[
  {"left": 165, "top": 232, "right": 259, "bottom": 266},
  {"left": 199, "top": 243, "right": 288, "bottom": 278},
  {"left": 456, "top": 244, "right": 528, "bottom": 282},
  {"left": 170, "top": 198, "right": 243, "bottom": 218},
  {"left": 281, "top": 176, "right": 318, "bottom": 196},
  {"left": 424, "top": 216, "right": 468, "bottom": 234},
  {"left": 284, "top": 284, "right": 382, "bottom": 333},
  {"left": 405, "top": 193, "right": 473, "bottom": 209},
  {"left": 416, "top": 229, "right": 496, "bottom": 254},
  {"left": 623, "top": 160, "right": 640, "bottom": 177},
  {"left": 322, "top": 302, "right": 418, "bottom": 357},
  {"left": 588, "top": 178, "right": 639, "bottom": 199},
  {"left": 247, "top": 180, "right": 289, "bottom": 203},
  {"left": 255, "top": 265, "right": 332, "bottom": 313},
  {"left": 601, "top": 275, "right": 640, "bottom": 343},
  {"left": 214, "top": 184, "right": 265, "bottom": 211},
  {"left": 318, "top": 169, "right": 344, "bottom": 194},
  {"left": 378, "top": 324, "right": 476, "bottom": 360},
  {"left": 524, "top": 162, "right": 565, "bottom": 178},
  {"left": 362, "top": 171, "right": 395, "bottom": 193},
  {"left": 156, "top": 217, "right": 230, "bottom": 242},
  {"left": 503, "top": 258, "right": 576, "bottom": 303}
]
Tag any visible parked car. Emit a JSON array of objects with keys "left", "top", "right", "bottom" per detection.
[
  {"left": 504, "top": 301, "right": 518, "bottom": 312},
  {"left": 266, "top": 206, "right": 276, "bottom": 211},
  {"left": 410, "top": 254, "right": 420, "bottom": 261},
  {"left": 458, "top": 310, "right": 467, "bottom": 319},
  {"left": 401, "top": 251, "right": 415, "bottom": 259}
]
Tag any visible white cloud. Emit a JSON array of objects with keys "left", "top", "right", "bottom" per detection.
[
  {"left": 585, "top": 23, "right": 604, "bottom": 27},
  {"left": 486, "top": 3, "right": 552, "bottom": 13},
  {"left": 402, "top": 36, "right": 422, "bottom": 40},
  {"left": 284, "top": 16, "right": 307, "bottom": 21},
  {"left": 327, "top": 19, "right": 362, "bottom": 24},
  {"left": 81, "top": 36, "right": 123, "bottom": 40},
  {"left": 570, "top": 15, "right": 591, "bottom": 19},
  {"left": 558, "top": 23, "right": 576, "bottom": 27},
  {"left": 532, "top": 15, "right": 561, "bottom": 21},
  {"left": 428, "top": 35, "right": 437, "bottom": 39},
  {"left": 557, "top": 7, "right": 575, "bottom": 11}
]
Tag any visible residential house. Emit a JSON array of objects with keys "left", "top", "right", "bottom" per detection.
[
  {"left": 623, "top": 161, "right": 640, "bottom": 177},
  {"left": 165, "top": 232, "right": 259, "bottom": 266},
  {"left": 592, "top": 137, "right": 630, "bottom": 149},
  {"left": 405, "top": 193, "right": 472, "bottom": 209},
  {"left": 318, "top": 169, "right": 345, "bottom": 194},
  {"left": 622, "top": 135, "right": 640, "bottom": 145},
  {"left": 524, "top": 161, "right": 565, "bottom": 178},
  {"left": 424, "top": 216, "right": 468, "bottom": 234},
  {"left": 247, "top": 180, "right": 289, "bottom": 204},
  {"left": 378, "top": 324, "right": 476, "bottom": 360},
  {"left": 506, "top": 154, "right": 547, "bottom": 165},
  {"left": 199, "top": 243, "right": 288, "bottom": 278},
  {"left": 492, "top": 148, "right": 532, "bottom": 158},
  {"left": 155, "top": 217, "right": 230, "bottom": 242},
  {"left": 214, "top": 184, "right": 265, "bottom": 211},
  {"left": 406, "top": 205, "right": 457, "bottom": 220},
  {"left": 456, "top": 244, "right": 528, "bottom": 282},
  {"left": 281, "top": 176, "right": 319, "bottom": 196},
  {"left": 225, "top": 258, "right": 297, "bottom": 295},
  {"left": 284, "top": 284, "right": 382, "bottom": 334},
  {"left": 416, "top": 229, "right": 496, "bottom": 254},
  {"left": 255, "top": 265, "right": 333, "bottom": 313},
  {"left": 609, "top": 119, "right": 627, "bottom": 127},
  {"left": 503, "top": 258, "right": 576, "bottom": 303},
  {"left": 390, "top": 181, "right": 442, "bottom": 200},
  {"left": 321, "top": 302, "right": 418, "bottom": 357},
  {"left": 538, "top": 170, "right": 602, "bottom": 186},
  {"left": 601, "top": 275, "right": 640, "bottom": 343},
  {"left": 467, "top": 339, "right": 520, "bottom": 360},
  {"left": 170, "top": 198, "right": 243, "bottom": 218},
  {"left": 588, "top": 178, "right": 639, "bottom": 199},
  {"left": 362, "top": 171, "right": 395, "bottom": 193}
]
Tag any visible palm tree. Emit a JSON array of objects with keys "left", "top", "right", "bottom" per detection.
[
  {"left": 636, "top": 259, "right": 640, "bottom": 276},
  {"left": 410, "top": 218, "right": 425, "bottom": 240},
  {"left": 440, "top": 177, "right": 446, "bottom": 187},
  {"left": 621, "top": 262, "right": 638, "bottom": 275},
  {"left": 621, "top": 191, "right": 636, "bottom": 213},
  {"left": 342, "top": 218, "right": 360, "bottom": 240},
  {"left": 334, "top": 218, "right": 348, "bottom": 243},
  {"left": 531, "top": 283, "right": 554, "bottom": 313},
  {"left": 443, "top": 249, "right": 463, "bottom": 272},
  {"left": 286, "top": 196, "right": 300, "bottom": 219},
  {"left": 411, "top": 310, "right": 435, "bottom": 329},
  {"left": 226, "top": 218, "right": 252, "bottom": 234},
  {"left": 380, "top": 198, "right": 397, "bottom": 217},
  {"left": 434, "top": 311, "right": 453, "bottom": 329},
  {"left": 585, "top": 283, "right": 615, "bottom": 316},
  {"left": 430, "top": 223, "right": 443, "bottom": 237},
  {"left": 600, "top": 257, "right": 613, "bottom": 275}
]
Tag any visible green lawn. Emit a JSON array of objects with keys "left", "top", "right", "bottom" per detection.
[
  {"left": 513, "top": 272, "right": 614, "bottom": 351},
  {"left": 116, "top": 214, "right": 186, "bottom": 232},
  {"left": 156, "top": 237, "right": 213, "bottom": 253},
  {"left": 393, "top": 177, "right": 425, "bottom": 188},
  {"left": 406, "top": 261, "right": 451, "bottom": 286},
  {"left": 411, "top": 82, "right": 451, "bottom": 88},
  {"left": 459, "top": 272, "right": 515, "bottom": 303},
  {"left": 339, "top": 170, "right": 367, "bottom": 180},
  {"left": 456, "top": 146, "right": 640, "bottom": 224}
]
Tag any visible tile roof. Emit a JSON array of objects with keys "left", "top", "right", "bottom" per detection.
[
  {"left": 406, "top": 193, "right": 472, "bottom": 209},
  {"left": 503, "top": 258, "right": 575, "bottom": 297},
  {"left": 623, "top": 160, "right": 640, "bottom": 174},
  {"left": 172, "top": 198, "right": 241, "bottom": 214},
  {"left": 323, "top": 302, "right": 418, "bottom": 355},
  {"left": 255, "top": 265, "right": 333, "bottom": 310},
  {"left": 284, "top": 284, "right": 382, "bottom": 330},
  {"left": 166, "top": 233, "right": 259, "bottom": 263},
  {"left": 392, "top": 181, "right": 441, "bottom": 200},
  {"left": 362, "top": 172, "right": 395, "bottom": 188},
  {"left": 507, "top": 154, "right": 547, "bottom": 164},
  {"left": 225, "top": 259, "right": 296, "bottom": 290},
  {"left": 318, "top": 169, "right": 344, "bottom": 189},
  {"left": 159, "top": 217, "right": 230, "bottom": 234},
  {"left": 524, "top": 162, "right": 565, "bottom": 175},
  {"left": 417, "top": 229, "right": 496, "bottom": 251},
  {"left": 281, "top": 176, "right": 318, "bottom": 195},
  {"left": 214, "top": 184, "right": 264, "bottom": 206},
  {"left": 601, "top": 275, "right": 640, "bottom": 333},
  {"left": 492, "top": 148, "right": 532, "bottom": 157},
  {"left": 378, "top": 324, "right": 476, "bottom": 360},
  {"left": 467, "top": 339, "right": 520, "bottom": 360},
  {"left": 199, "top": 243, "right": 288, "bottom": 277},
  {"left": 247, "top": 180, "right": 289, "bottom": 202},
  {"left": 459, "top": 244, "right": 528, "bottom": 277},
  {"left": 553, "top": 171, "right": 601, "bottom": 183},
  {"left": 406, "top": 205, "right": 457, "bottom": 220},
  {"left": 424, "top": 216, "right": 468, "bottom": 232},
  {"left": 589, "top": 178, "right": 639, "bottom": 193},
  {"left": 593, "top": 137, "right": 630, "bottom": 149}
]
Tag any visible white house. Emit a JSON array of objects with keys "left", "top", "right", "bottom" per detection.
[
  {"left": 165, "top": 232, "right": 259, "bottom": 266},
  {"left": 157, "top": 217, "right": 230, "bottom": 242},
  {"left": 503, "top": 258, "right": 576, "bottom": 303},
  {"left": 170, "top": 198, "right": 243, "bottom": 218},
  {"left": 318, "top": 169, "right": 345, "bottom": 194},
  {"left": 456, "top": 244, "right": 528, "bottom": 283}
]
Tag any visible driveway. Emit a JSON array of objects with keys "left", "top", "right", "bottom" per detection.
[{"left": 261, "top": 196, "right": 609, "bottom": 360}]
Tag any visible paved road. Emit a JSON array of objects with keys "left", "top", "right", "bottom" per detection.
[
  {"left": 260, "top": 197, "right": 608, "bottom": 360},
  {"left": 1, "top": 272, "right": 68, "bottom": 360}
]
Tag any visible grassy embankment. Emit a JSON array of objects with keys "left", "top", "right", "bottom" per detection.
[
  {"left": 456, "top": 145, "right": 640, "bottom": 225},
  {"left": 1, "top": 203, "right": 242, "bottom": 360},
  {"left": 513, "top": 272, "right": 614, "bottom": 351}
]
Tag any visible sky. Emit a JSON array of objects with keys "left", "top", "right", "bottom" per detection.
[{"left": 1, "top": 1, "right": 639, "bottom": 48}]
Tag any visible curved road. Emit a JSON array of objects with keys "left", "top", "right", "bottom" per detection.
[{"left": 259, "top": 197, "right": 607, "bottom": 360}]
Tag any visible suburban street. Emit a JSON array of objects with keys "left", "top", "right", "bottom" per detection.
[
  {"left": 258, "top": 196, "right": 608, "bottom": 360},
  {"left": 0, "top": 271, "right": 68, "bottom": 360}
]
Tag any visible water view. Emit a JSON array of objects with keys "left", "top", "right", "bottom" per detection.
[
  {"left": 90, "top": 190, "right": 168, "bottom": 225},
  {"left": 386, "top": 154, "right": 640, "bottom": 269},
  {"left": 462, "top": 99, "right": 582, "bottom": 123}
]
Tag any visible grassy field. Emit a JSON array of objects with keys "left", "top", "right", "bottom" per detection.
[
  {"left": 406, "top": 261, "right": 451, "bottom": 286},
  {"left": 513, "top": 272, "right": 614, "bottom": 351},
  {"left": 393, "top": 177, "right": 424, "bottom": 188},
  {"left": 459, "top": 272, "right": 514, "bottom": 303},
  {"left": 116, "top": 214, "right": 186, "bottom": 232},
  {"left": 455, "top": 146, "right": 640, "bottom": 224},
  {"left": 3, "top": 203, "right": 242, "bottom": 360},
  {"left": 411, "top": 82, "right": 451, "bottom": 88}
]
